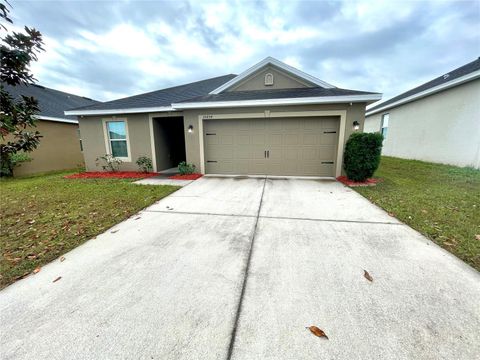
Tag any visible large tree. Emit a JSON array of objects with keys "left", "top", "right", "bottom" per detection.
[{"left": 0, "top": 0, "right": 44, "bottom": 176}]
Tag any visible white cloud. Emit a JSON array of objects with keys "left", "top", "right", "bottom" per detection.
[{"left": 7, "top": 0, "right": 480, "bottom": 102}]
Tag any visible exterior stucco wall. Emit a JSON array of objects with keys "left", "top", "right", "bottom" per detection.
[
  {"left": 13, "top": 120, "right": 84, "bottom": 176},
  {"left": 228, "top": 65, "right": 311, "bottom": 92},
  {"left": 183, "top": 103, "right": 366, "bottom": 175},
  {"left": 365, "top": 79, "right": 480, "bottom": 168},
  {"left": 79, "top": 114, "right": 152, "bottom": 171}
]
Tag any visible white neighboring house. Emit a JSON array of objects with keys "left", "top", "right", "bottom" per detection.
[{"left": 365, "top": 58, "right": 480, "bottom": 169}]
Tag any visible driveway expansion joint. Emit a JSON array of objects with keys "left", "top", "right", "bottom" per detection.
[{"left": 226, "top": 176, "right": 267, "bottom": 360}]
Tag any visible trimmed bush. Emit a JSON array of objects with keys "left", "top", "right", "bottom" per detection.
[
  {"left": 343, "top": 132, "right": 383, "bottom": 181},
  {"left": 178, "top": 161, "right": 196, "bottom": 175},
  {"left": 136, "top": 156, "right": 153, "bottom": 173}
]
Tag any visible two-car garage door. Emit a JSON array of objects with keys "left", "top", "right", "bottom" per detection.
[{"left": 203, "top": 117, "right": 340, "bottom": 176}]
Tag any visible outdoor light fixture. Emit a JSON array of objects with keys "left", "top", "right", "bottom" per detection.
[
  {"left": 353, "top": 121, "right": 360, "bottom": 130},
  {"left": 188, "top": 125, "right": 194, "bottom": 133}
]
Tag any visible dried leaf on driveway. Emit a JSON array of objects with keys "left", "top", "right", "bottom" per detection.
[
  {"left": 306, "top": 326, "right": 329, "bottom": 339},
  {"left": 53, "top": 276, "right": 62, "bottom": 283},
  {"left": 364, "top": 270, "right": 373, "bottom": 282},
  {"left": 33, "top": 267, "right": 41, "bottom": 274},
  {"left": 60, "top": 256, "right": 66, "bottom": 262},
  {"left": 111, "top": 230, "right": 119, "bottom": 234}
]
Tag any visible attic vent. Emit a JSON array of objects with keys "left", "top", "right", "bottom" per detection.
[
  {"left": 264, "top": 73, "right": 274, "bottom": 86},
  {"left": 443, "top": 74, "right": 450, "bottom": 80}
]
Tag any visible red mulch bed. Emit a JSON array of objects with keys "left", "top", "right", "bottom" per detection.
[
  {"left": 168, "top": 174, "right": 203, "bottom": 180},
  {"left": 336, "top": 176, "right": 382, "bottom": 187},
  {"left": 64, "top": 172, "right": 159, "bottom": 179}
]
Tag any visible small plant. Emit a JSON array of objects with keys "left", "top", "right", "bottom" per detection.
[
  {"left": 95, "top": 154, "right": 123, "bottom": 172},
  {"left": 0, "top": 153, "right": 32, "bottom": 177},
  {"left": 136, "top": 156, "right": 153, "bottom": 173},
  {"left": 178, "top": 161, "right": 196, "bottom": 175},
  {"left": 343, "top": 132, "right": 383, "bottom": 182}
]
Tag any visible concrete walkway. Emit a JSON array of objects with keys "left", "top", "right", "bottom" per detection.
[{"left": 1, "top": 177, "right": 479, "bottom": 359}]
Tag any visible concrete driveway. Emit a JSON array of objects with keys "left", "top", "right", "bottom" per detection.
[{"left": 1, "top": 177, "right": 479, "bottom": 359}]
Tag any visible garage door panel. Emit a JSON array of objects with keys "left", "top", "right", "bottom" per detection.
[
  {"left": 268, "top": 119, "right": 284, "bottom": 131},
  {"left": 284, "top": 147, "right": 300, "bottom": 161},
  {"left": 249, "top": 161, "right": 268, "bottom": 175},
  {"left": 206, "top": 160, "right": 234, "bottom": 174},
  {"left": 206, "top": 134, "right": 219, "bottom": 145},
  {"left": 267, "top": 134, "right": 282, "bottom": 145},
  {"left": 235, "top": 146, "right": 251, "bottom": 159},
  {"left": 285, "top": 134, "right": 300, "bottom": 145},
  {"left": 204, "top": 117, "right": 339, "bottom": 176},
  {"left": 252, "top": 119, "right": 266, "bottom": 130},
  {"left": 321, "top": 118, "right": 338, "bottom": 128},
  {"left": 236, "top": 134, "right": 250, "bottom": 145},
  {"left": 251, "top": 145, "right": 267, "bottom": 160},
  {"left": 220, "top": 135, "right": 233, "bottom": 145},
  {"left": 318, "top": 145, "right": 336, "bottom": 160},
  {"left": 252, "top": 134, "right": 265, "bottom": 145},
  {"left": 284, "top": 120, "right": 301, "bottom": 130},
  {"left": 320, "top": 130, "right": 338, "bottom": 145},
  {"left": 206, "top": 145, "right": 233, "bottom": 160},
  {"left": 303, "top": 133, "right": 318, "bottom": 145}
]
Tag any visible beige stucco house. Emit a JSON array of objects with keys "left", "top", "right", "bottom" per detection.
[
  {"left": 365, "top": 58, "right": 480, "bottom": 169},
  {"left": 66, "top": 57, "right": 381, "bottom": 177},
  {"left": 2, "top": 83, "right": 98, "bottom": 176}
]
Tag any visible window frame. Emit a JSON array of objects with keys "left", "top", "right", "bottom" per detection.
[
  {"left": 102, "top": 118, "right": 131, "bottom": 161},
  {"left": 77, "top": 127, "right": 83, "bottom": 152},
  {"left": 381, "top": 113, "right": 389, "bottom": 139}
]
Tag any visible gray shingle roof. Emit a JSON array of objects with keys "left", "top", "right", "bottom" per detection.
[
  {"left": 368, "top": 57, "right": 480, "bottom": 113},
  {"left": 176, "top": 86, "right": 379, "bottom": 103},
  {"left": 1, "top": 83, "right": 98, "bottom": 121},
  {"left": 71, "top": 74, "right": 237, "bottom": 112}
]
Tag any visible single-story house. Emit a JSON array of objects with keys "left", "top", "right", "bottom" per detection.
[
  {"left": 66, "top": 57, "right": 381, "bottom": 177},
  {"left": 365, "top": 58, "right": 480, "bottom": 169},
  {"left": 2, "top": 83, "right": 99, "bottom": 176}
]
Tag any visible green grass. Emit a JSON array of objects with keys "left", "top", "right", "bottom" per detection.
[
  {"left": 0, "top": 171, "right": 179, "bottom": 288},
  {"left": 354, "top": 157, "right": 480, "bottom": 270}
]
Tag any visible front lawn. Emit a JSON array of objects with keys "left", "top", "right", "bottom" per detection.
[
  {"left": 0, "top": 171, "right": 179, "bottom": 289},
  {"left": 354, "top": 157, "right": 480, "bottom": 271}
]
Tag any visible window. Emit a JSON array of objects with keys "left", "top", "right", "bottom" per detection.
[
  {"left": 106, "top": 120, "right": 128, "bottom": 158},
  {"left": 381, "top": 113, "right": 389, "bottom": 139},
  {"left": 77, "top": 128, "right": 83, "bottom": 151},
  {"left": 264, "top": 73, "right": 274, "bottom": 86}
]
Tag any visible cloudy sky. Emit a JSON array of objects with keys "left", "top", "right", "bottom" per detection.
[{"left": 7, "top": 0, "right": 480, "bottom": 103}]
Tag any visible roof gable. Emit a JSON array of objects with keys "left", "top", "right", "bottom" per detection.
[
  {"left": 227, "top": 64, "right": 312, "bottom": 92},
  {"left": 209, "top": 57, "right": 335, "bottom": 94}
]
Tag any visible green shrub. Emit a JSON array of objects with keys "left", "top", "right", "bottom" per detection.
[
  {"left": 95, "top": 154, "right": 122, "bottom": 172},
  {"left": 0, "top": 152, "right": 32, "bottom": 177},
  {"left": 136, "top": 156, "right": 153, "bottom": 173},
  {"left": 178, "top": 161, "right": 196, "bottom": 175},
  {"left": 343, "top": 132, "right": 383, "bottom": 181}
]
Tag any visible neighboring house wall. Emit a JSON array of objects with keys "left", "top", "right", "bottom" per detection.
[
  {"left": 228, "top": 65, "right": 311, "bottom": 91},
  {"left": 79, "top": 113, "right": 152, "bottom": 171},
  {"left": 182, "top": 103, "right": 366, "bottom": 174},
  {"left": 13, "top": 120, "right": 84, "bottom": 176},
  {"left": 365, "top": 79, "right": 480, "bottom": 168}
]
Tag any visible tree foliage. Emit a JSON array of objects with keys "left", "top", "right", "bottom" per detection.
[{"left": 0, "top": 0, "right": 44, "bottom": 176}]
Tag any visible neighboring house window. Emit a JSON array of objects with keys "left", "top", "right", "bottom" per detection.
[
  {"left": 106, "top": 120, "right": 129, "bottom": 158},
  {"left": 77, "top": 128, "right": 83, "bottom": 151},
  {"left": 264, "top": 73, "right": 274, "bottom": 86},
  {"left": 381, "top": 113, "right": 389, "bottom": 139}
]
